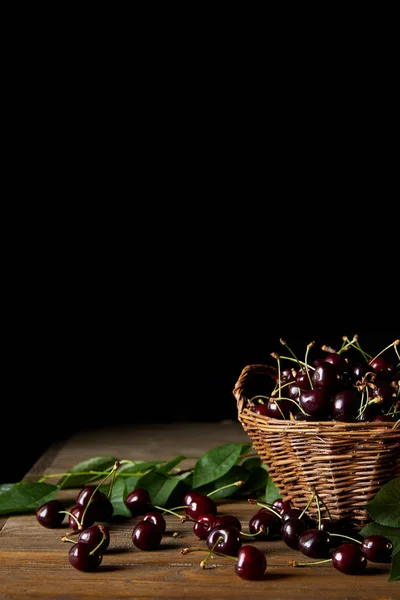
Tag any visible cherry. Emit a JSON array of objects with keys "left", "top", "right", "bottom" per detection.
[
  {"left": 68, "top": 503, "right": 97, "bottom": 531},
  {"left": 212, "top": 514, "right": 242, "bottom": 532},
  {"left": 234, "top": 545, "right": 267, "bottom": 580},
  {"left": 281, "top": 508, "right": 315, "bottom": 528},
  {"left": 361, "top": 534, "right": 393, "bottom": 563},
  {"left": 253, "top": 403, "right": 268, "bottom": 416},
  {"left": 332, "top": 389, "right": 362, "bottom": 421},
  {"left": 351, "top": 361, "right": 371, "bottom": 382},
  {"left": 295, "top": 368, "right": 312, "bottom": 390},
  {"left": 35, "top": 499, "right": 65, "bottom": 529},
  {"left": 331, "top": 543, "right": 367, "bottom": 574},
  {"left": 248, "top": 510, "right": 280, "bottom": 540},
  {"left": 76, "top": 485, "right": 104, "bottom": 507},
  {"left": 125, "top": 488, "right": 152, "bottom": 516},
  {"left": 299, "top": 388, "right": 332, "bottom": 418},
  {"left": 281, "top": 518, "right": 308, "bottom": 549},
  {"left": 275, "top": 368, "right": 294, "bottom": 385},
  {"left": 183, "top": 490, "right": 202, "bottom": 506},
  {"left": 297, "top": 529, "right": 331, "bottom": 558},
  {"left": 271, "top": 498, "right": 291, "bottom": 515},
  {"left": 312, "top": 362, "right": 340, "bottom": 390},
  {"left": 206, "top": 525, "right": 242, "bottom": 556},
  {"left": 322, "top": 352, "right": 347, "bottom": 371},
  {"left": 266, "top": 397, "right": 293, "bottom": 419},
  {"left": 68, "top": 542, "right": 103, "bottom": 572},
  {"left": 77, "top": 524, "right": 110, "bottom": 551},
  {"left": 132, "top": 520, "right": 162, "bottom": 551},
  {"left": 142, "top": 510, "right": 167, "bottom": 534},
  {"left": 185, "top": 493, "right": 217, "bottom": 520},
  {"left": 371, "top": 381, "right": 397, "bottom": 406},
  {"left": 369, "top": 356, "right": 394, "bottom": 379},
  {"left": 193, "top": 514, "right": 216, "bottom": 539}
]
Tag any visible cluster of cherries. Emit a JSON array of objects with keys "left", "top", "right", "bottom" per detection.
[
  {"left": 252, "top": 337, "right": 399, "bottom": 422},
  {"left": 36, "top": 479, "right": 394, "bottom": 579}
]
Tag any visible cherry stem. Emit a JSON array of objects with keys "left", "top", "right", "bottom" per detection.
[
  {"left": 207, "top": 481, "right": 244, "bottom": 497},
  {"left": 315, "top": 490, "right": 321, "bottom": 530},
  {"left": 241, "top": 526, "right": 267, "bottom": 537},
  {"left": 330, "top": 532, "right": 362, "bottom": 545},
  {"left": 369, "top": 340, "right": 399, "bottom": 366},
  {"left": 274, "top": 356, "right": 315, "bottom": 371},
  {"left": 247, "top": 499, "right": 282, "bottom": 519},
  {"left": 305, "top": 342, "right": 315, "bottom": 389},
  {"left": 280, "top": 339, "right": 302, "bottom": 367},
  {"left": 290, "top": 558, "right": 331, "bottom": 567},
  {"left": 81, "top": 461, "right": 120, "bottom": 525},
  {"left": 59, "top": 510, "right": 82, "bottom": 530},
  {"left": 299, "top": 491, "right": 315, "bottom": 520},
  {"left": 89, "top": 529, "right": 107, "bottom": 556},
  {"left": 154, "top": 505, "right": 186, "bottom": 520},
  {"left": 199, "top": 536, "right": 223, "bottom": 569}
]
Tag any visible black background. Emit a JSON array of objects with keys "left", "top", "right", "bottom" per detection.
[{"left": 3, "top": 215, "right": 398, "bottom": 485}]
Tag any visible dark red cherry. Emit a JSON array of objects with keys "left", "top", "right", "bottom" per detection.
[
  {"left": 212, "top": 514, "right": 242, "bottom": 532},
  {"left": 68, "top": 542, "right": 103, "bottom": 571},
  {"left": 248, "top": 510, "right": 280, "bottom": 540},
  {"left": 371, "top": 381, "right": 397, "bottom": 406},
  {"left": 76, "top": 485, "right": 104, "bottom": 507},
  {"left": 266, "top": 397, "right": 293, "bottom": 419},
  {"left": 369, "top": 356, "right": 394, "bottom": 379},
  {"left": 36, "top": 499, "right": 65, "bottom": 529},
  {"left": 253, "top": 403, "right": 268, "bottom": 416},
  {"left": 206, "top": 525, "right": 242, "bottom": 556},
  {"left": 297, "top": 529, "right": 331, "bottom": 558},
  {"left": 332, "top": 389, "right": 362, "bottom": 421},
  {"left": 331, "top": 543, "right": 367, "bottom": 574},
  {"left": 312, "top": 362, "right": 340, "bottom": 390},
  {"left": 235, "top": 545, "right": 267, "bottom": 580},
  {"left": 281, "top": 508, "right": 315, "bottom": 528},
  {"left": 281, "top": 518, "right": 308, "bottom": 549},
  {"left": 132, "top": 520, "right": 162, "bottom": 550},
  {"left": 193, "top": 513, "right": 216, "bottom": 539},
  {"left": 68, "top": 503, "right": 97, "bottom": 531},
  {"left": 142, "top": 511, "right": 166, "bottom": 534},
  {"left": 271, "top": 498, "right": 291, "bottom": 515},
  {"left": 361, "top": 535, "right": 393, "bottom": 563},
  {"left": 183, "top": 490, "right": 202, "bottom": 506},
  {"left": 275, "top": 368, "right": 294, "bottom": 385},
  {"left": 78, "top": 524, "right": 110, "bottom": 551},
  {"left": 185, "top": 493, "right": 217, "bottom": 520},
  {"left": 125, "top": 488, "right": 152, "bottom": 516},
  {"left": 295, "top": 368, "right": 312, "bottom": 390},
  {"left": 299, "top": 388, "right": 332, "bottom": 418},
  {"left": 322, "top": 352, "right": 347, "bottom": 371},
  {"left": 351, "top": 362, "right": 371, "bottom": 382}
]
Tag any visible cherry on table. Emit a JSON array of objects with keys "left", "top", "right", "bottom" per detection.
[
  {"left": 132, "top": 520, "right": 162, "bottom": 550},
  {"left": 206, "top": 525, "right": 242, "bottom": 556},
  {"left": 331, "top": 543, "right": 367, "bottom": 574},
  {"left": 68, "top": 542, "right": 103, "bottom": 572},
  {"left": 234, "top": 545, "right": 267, "bottom": 580},
  {"left": 142, "top": 510, "right": 167, "bottom": 534},
  {"left": 68, "top": 503, "right": 97, "bottom": 531},
  {"left": 297, "top": 528, "right": 331, "bottom": 558},
  {"left": 281, "top": 518, "right": 308, "bottom": 549},
  {"left": 185, "top": 493, "right": 217, "bottom": 520},
  {"left": 125, "top": 488, "right": 152, "bottom": 516},
  {"left": 76, "top": 485, "right": 104, "bottom": 506},
  {"left": 361, "top": 534, "right": 393, "bottom": 563},
  {"left": 78, "top": 524, "right": 110, "bottom": 551},
  {"left": 36, "top": 500, "right": 65, "bottom": 529},
  {"left": 212, "top": 514, "right": 242, "bottom": 532},
  {"left": 248, "top": 510, "right": 280, "bottom": 540},
  {"left": 193, "top": 513, "right": 216, "bottom": 539}
]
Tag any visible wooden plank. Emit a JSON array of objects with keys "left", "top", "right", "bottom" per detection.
[{"left": 0, "top": 422, "right": 396, "bottom": 599}]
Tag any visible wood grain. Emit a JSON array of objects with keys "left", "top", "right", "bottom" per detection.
[{"left": 0, "top": 422, "right": 395, "bottom": 599}]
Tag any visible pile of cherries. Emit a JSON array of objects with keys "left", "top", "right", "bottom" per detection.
[
  {"left": 36, "top": 481, "right": 394, "bottom": 579},
  {"left": 252, "top": 337, "right": 399, "bottom": 422}
]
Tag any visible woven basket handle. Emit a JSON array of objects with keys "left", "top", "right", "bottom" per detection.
[{"left": 232, "top": 364, "right": 277, "bottom": 413}]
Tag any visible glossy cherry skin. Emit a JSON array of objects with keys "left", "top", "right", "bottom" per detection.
[
  {"left": 361, "top": 535, "right": 393, "bottom": 563},
  {"left": 183, "top": 491, "right": 202, "bottom": 506},
  {"left": 312, "top": 362, "right": 340, "bottom": 390},
  {"left": 125, "top": 488, "right": 152, "bottom": 516},
  {"left": 322, "top": 352, "right": 347, "bottom": 371},
  {"left": 332, "top": 389, "right": 362, "bottom": 421},
  {"left": 78, "top": 524, "right": 110, "bottom": 551},
  {"left": 68, "top": 503, "right": 97, "bottom": 531},
  {"left": 185, "top": 493, "right": 217, "bottom": 520},
  {"left": 235, "top": 545, "right": 267, "bottom": 580},
  {"left": 351, "top": 362, "right": 371, "bottom": 382},
  {"left": 297, "top": 529, "right": 331, "bottom": 558},
  {"left": 266, "top": 398, "right": 293, "bottom": 419},
  {"left": 142, "top": 511, "right": 166, "bottom": 534},
  {"left": 76, "top": 485, "right": 104, "bottom": 506},
  {"left": 271, "top": 498, "right": 291, "bottom": 515},
  {"left": 36, "top": 500, "right": 65, "bottom": 529},
  {"left": 281, "top": 518, "right": 308, "bottom": 549},
  {"left": 248, "top": 510, "right": 280, "bottom": 540},
  {"left": 206, "top": 525, "right": 242, "bottom": 556},
  {"left": 369, "top": 356, "right": 394, "bottom": 379},
  {"left": 331, "top": 543, "right": 367, "bottom": 574},
  {"left": 299, "top": 388, "right": 332, "bottom": 418},
  {"left": 212, "top": 514, "right": 242, "bottom": 532},
  {"left": 253, "top": 403, "right": 268, "bottom": 416},
  {"left": 132, "top": 520, "right": 162, "bottom": 550},
  {"left": 281, "top": 508, "right": 315, "bottom": 528},
  {"left": 193, "top": 513, "right": 216, "bottom": 539},
  {"left": 68, "top": 542, "right": 103, "bottom": 571},
  {"left": 294, "top": 368, "right": 312, "bottom": 390}
]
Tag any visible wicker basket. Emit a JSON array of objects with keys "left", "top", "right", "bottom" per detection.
[{"left": 233, "top": 364, "right": 400, "bottom": 529}]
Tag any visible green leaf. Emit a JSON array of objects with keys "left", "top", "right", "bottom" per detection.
[
  {"left": 265, "top": 475, "right": 282, "bottom": 504},
  {"left": 109, "top": 478, "right": 132, "bottom": 518},
  {"left": 157, "top": 456, "right": 187, "bottom": 475},
  {"left": 58, "top": 456, "right": 118, "bottom": 488},
  {"left": 124, "top": 475, "right": 143, "bottom": 494},
  {"left": 117, "top": 461, "right": 162, "bottom": 475},
  {"left": 237, "top": 466, "right": 268, "bottom": 496},
  {"left": 196, "top": 466, "right": 250, "bottom": 499},
  {"left": 360, "top": 521, "right": 400, "bottom": 540},
  {"left": 365, "top": 477, "right": 400, "bottom": 527},
  {"left": 192, "top": 443, "right": 244, "bottom": 488},
  {"left": 389, "top": 549, "right": 400, "bottom": 582},
  {"left": 135, "top": 471, "right": 185, "bottom": 508},
  {"left": 0, "top": 483, "right": 59, "bottom": 515},
  {"left": 242, "top": 457, "right": 263, "bottom": 470}
]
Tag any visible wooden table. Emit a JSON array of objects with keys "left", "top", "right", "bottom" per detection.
[{"left": 0, "top": 422, "right": 395, "bottom": 599}]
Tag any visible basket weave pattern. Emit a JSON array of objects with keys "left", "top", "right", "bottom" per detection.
[{"left": 233, "top": 364, "right": 400, "bottom": 529}]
